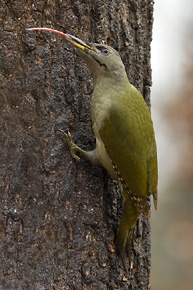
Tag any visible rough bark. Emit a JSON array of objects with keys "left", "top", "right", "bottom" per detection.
[{"left": 0, "top": 0, "right": 153, "bottom": 289}]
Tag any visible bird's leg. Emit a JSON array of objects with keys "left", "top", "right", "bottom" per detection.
[
  {"left": 56, "top": 130, "right": 83, "bottom": 161},
  {"left": 56, "top": 129, "right": 100, "bottom": 165}
]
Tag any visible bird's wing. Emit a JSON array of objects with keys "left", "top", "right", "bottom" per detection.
[{"left": 99, "top": 88, "right": 158, "bottom": 214}]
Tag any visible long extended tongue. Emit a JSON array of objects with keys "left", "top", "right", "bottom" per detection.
[{"left": 26, "top": 27, "right": 72, "bottom": 40}]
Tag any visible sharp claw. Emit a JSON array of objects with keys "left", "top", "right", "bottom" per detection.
[
  {"left": 67, "top": 131, "right": 72, "bottom": 140},
  {"left": 70, "top": 144, "right": 81, "bottom": 162},
  {"left": 56, "top": 129, "right": 81, "bottom": 161}
]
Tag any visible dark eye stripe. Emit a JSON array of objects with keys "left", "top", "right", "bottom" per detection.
[
  {"left": 96, "top": 45, "right": 106, "bottom": 51},
  {"left": 96, "top": 46, "right": 109, "bottom": 55}
]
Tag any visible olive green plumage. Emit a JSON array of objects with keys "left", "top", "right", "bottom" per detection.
[
  {"left": 29, "top": 27, "right": 158, "bottom": 270},
  {"left": 68, "top": 37, "right": 158, "bottom": 270},
  {"left": 99, "top": 84, "right": 158, "bottom": 269},
  {"left": 99, "top": 85, "right": 157, "bottom": 201}
]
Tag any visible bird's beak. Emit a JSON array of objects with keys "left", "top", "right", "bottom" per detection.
[{"left": 26, "top": 27, "right": 93, "bottom": 51}]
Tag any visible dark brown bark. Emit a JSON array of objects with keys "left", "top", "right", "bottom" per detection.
[{"left": 0, "top": 1, "right": 153, "bottom": 289}]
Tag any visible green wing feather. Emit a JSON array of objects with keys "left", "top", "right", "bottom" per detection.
[
  {"left": 99, "top": 85, "right": 158, "bottom": 206},
  {"left": 99, "top": 86, "right": 158, "bottom": 269}
]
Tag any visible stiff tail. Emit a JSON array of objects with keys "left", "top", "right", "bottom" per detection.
[
  {"left": 117, "top": 194, "right": 139, "bottom": 271},
  {"left": 153, "top": 192, "right": 158, "bottom": 210}
]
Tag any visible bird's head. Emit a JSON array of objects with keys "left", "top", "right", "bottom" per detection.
[{"left": 77, "top": 42, "right": 127, "bottom": 81}]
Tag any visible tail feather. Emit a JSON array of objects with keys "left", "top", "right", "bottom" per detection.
[
  {"left": 153, "top": 192, "right": 158, "bottom": 210},
  {"left": 117, "top": 194, "right": 139, "bottom": 271},
  {"left": 126, "top": 228, "right": 134, "bottom": 263}
]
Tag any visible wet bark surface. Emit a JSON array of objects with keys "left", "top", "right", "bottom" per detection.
[{"left": 0, "top": 1, "right": 153, "bottom": 289}]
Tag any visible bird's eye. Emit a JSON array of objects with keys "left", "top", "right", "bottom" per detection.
[
  {"left": 97, "top": 46, "right": 109, "bottom": 55},
  {"left": 102, "top": 48, "right": 109, "bottom": 55}
]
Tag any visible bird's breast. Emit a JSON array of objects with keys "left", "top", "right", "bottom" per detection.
[
  {"left": 90, "top": 95, "right": 112, "bottom": 133},
  {"left": 90, "top": 91, "right": 117, "bottom": 179}
]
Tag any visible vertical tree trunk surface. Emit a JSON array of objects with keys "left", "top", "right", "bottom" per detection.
[{"left": 0, "top": 1, "right": 153, "bottom": 289}]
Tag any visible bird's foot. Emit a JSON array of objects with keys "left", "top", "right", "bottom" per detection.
[{"left": 56, "top": 129, "right": 84, "bottom": 162}]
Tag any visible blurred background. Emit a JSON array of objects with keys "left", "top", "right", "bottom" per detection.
[{"left": 151, "top": 0, "right": 193, "bottom": 289}]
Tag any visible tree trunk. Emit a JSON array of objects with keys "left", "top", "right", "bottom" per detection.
[{"left": 0, "top": 1, "right": 153, "bottom": 289}]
